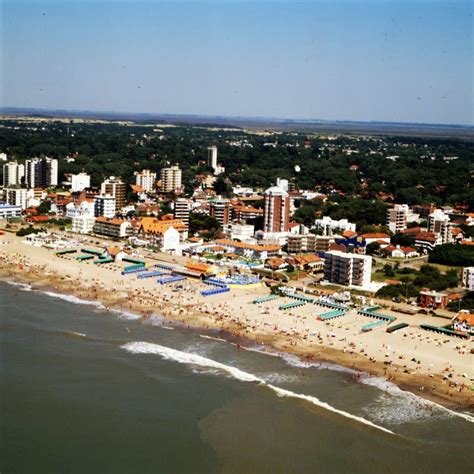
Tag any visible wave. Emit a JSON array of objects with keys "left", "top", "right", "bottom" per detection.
[
  {"left": 121, "top": 341, "right": 395, "bottom": 435},
  {"left": 6, "top": 281, "right": 32, "bottom": 291},
  {"left": 360, "top": 375, "right": 474, "bottom": 424},
  {"left": 42, "top": 291, "right": 104, "bottom": 308}
]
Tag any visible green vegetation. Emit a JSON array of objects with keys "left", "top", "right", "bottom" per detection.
[
  {"left": 428, "top": 244, "right": 474, "bottom": 266},
  {"left": 16, "top": 225, "right": 43, "bottom": 237},
  {"left": 448, "top": 292, "right": 474, "bottom": 312},
  {"left": 189, "top": 212, "right": 221, "bottom": 239}
]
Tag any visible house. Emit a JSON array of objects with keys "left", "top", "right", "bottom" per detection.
[
  {"left": 451, "top": 311, "right": 474, "bottom": 334},
  {"left": 265, "top": 257, "right": 287, "bottom": 270},
  {"left": 360, "top": 233, "right": 391, "bottom": 246},
  {"left": 419, "top": 288, "right": 449, "bottom": 309},
  {"left": 383, "top": 245, "right": 419, "bottom": 259},
  {"left": 104, "top": 246, "right": 135, "bottom": 261},
  {"left": 139, "top": 217, "right": 188, "bottom": 243},
  {"left": 212, "top": 238, "right": 281, "bottom": 261},
  {"left": 289, "top": 254, "right": 324, "bottom": 272}
]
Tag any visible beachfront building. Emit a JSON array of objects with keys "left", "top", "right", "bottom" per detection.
[
  {"left": 451, "top": 311, "right": 474, "bottom": 334},
  {"left": 25, "top": 157, "right": 58, "bottom": 188},
  {"left": 211, "top": 238, "right": 281, "bottom": 261},
  {"left": 64, "top": 172, "right": 91, "bottom": 192},
  {"left": 94, "top": 194, "right": 116, "bottom": 218},
  {"left": 462, "top": 267, "right": 474, "bottom": 291},
  {"left": 0, "top": 203, "right": 22, "bottom": 218},
  {"left": 93, "top": 217, "right": 133, "bottom": 239},
  {"left": 138, "top": 217, "right": 185, "bottom": 251},
  {"left": 419, "top": 288, "right": 449, "bottom": 309},
  {"left": 5, "top": 188, "right": 28, "bottom": 209},
  {"left": 230, "top": 223, "right": 254, "bottom": 241},
  {"left": 209, "top": 198, "right": 230, "bottom": 227},
  {"left": 66, "top": 201, "right": 95, "bottom": 234},
  {"left": 160, "top": 165, "right": 182, "bottom": 193},
  {"left": 134, "top": 169, "right": 157, "bottom": 193},
  {"left": 101, "top": 176, "right": 127, "bottom": 211},
  {"left": 2, "top": 161, "right": 25, "bottom": 187},
  {"left": 263, "top": 185, "right": 289, "bottom": 233},
  {"left": 323, "top": 251, "right": 372, "bottom": 287},
  {"left": 314, "top": 216, "right": 356, "bottom": 236}
]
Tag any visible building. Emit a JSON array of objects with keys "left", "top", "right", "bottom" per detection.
[
  {"left": 263, "top": 185, "right": 289, "bottom": 233},
  {"left": 101, "top": 176, "right": 126, "bottom": 211},
  {"left": 134, "top": 169, "right": 157, "bottom": 193},
  {"left": 230, "top": 223, "right": 254, "bottom": 241},
  {"left": 419, "top": 288, "right": 449, "bottom": 309},
  {"left": 160, "top": 165, "right": 182, "bottom": 193},
  {"left": 94, "top": 194, "right": 116, "bottom": 218},
  {"left": 414, "top": 231, "right": 442, "bottom": 252},
  {"left": 66, "top": 201, "right": 95, "bottom": 234},
  {"left": 360, "top": 233, "right": 391, "bottom": 246},
  {"left": 451, "top": 311, "right": 474, "bottom": 334},
  {"left": 462, "top": 267, "right": 474, "bottom": 291},
  {"left": 382, "top": 245, "right": 419, "bottom": 259},
  {"left": 65, "top": 172, "right": 91, "bottom": 192},
  {"left": 5, "top": 188, "right": 28, "bottom": 209},
  {"left": 428, "top": 209, "right": 453, "bottom": 244},
  {"left": 209, "top": 198, "right": 230, "bottom": 227},
  {"left": 138, "top": 217, "right": 188, "bottom": 249},
  {"left": 3, "top": 161, "right": 25, "bottom": 187},
  {"left": 0, "top": 203, "right": 22, "bottom": 218},
  {"left": 323, "top": 251, "right": 372, "bottom": 287},
  {"left": 314, "top": 216, "right": 356, "bottom": 236},
  {"left": 287, "top": 234, "right": 317, "bottom": 253},
  {"left": 232, "top": 205, "right": 263, "bottom": 221},
  {"left": 207, "top": 146, "right": 218, "bottom": 169},
  {"left": 93, "top": 217, "right": 133, "bottom": 239},
  {"left": 386, "top": 204, "right": 413, "bottom": 233},
  {"left": 173, "top": 198, "right": 191, "bottom": 228},
  {"left": 212, "top": 238, "right": 281, "bottom": 261},
  {"left": 25, "top": 157, "right": 58, "bottom": 188}
]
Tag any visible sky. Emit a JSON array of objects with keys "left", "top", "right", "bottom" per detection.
[{"left": 1, "top": 0, "right": 473, "bottom": 125}]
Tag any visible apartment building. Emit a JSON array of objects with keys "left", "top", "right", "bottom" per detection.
[
  {"left": 462, "top": 267, "right": 474, "bottom": 291},
  {"left": 94, "top": 194, "right": 116, "bottom": 218},
  {"left": 173, "top": 198, "right": 191, "bottom": 228},
  {"left": 134, "top": 169, "right": 157, "bottom": 193},
  {"left": 3, "top": 161, "right": 25, "bottom": 187},
  {"left": 287, "top": 234, "right": 317, "bottom": 253},
  {"left": 263, "top": 185, "right": 289, "bottom": 233},
  {"left": 25, "top": 157, "right": 58, "bottom": 188},
  {"left": 323, "top": 251, "right": 372, "bottom": 287},
  {"left": 101, "top": 176, "right": 126, "bottom": 211},
  {"left": 209, "top": 198, "right": 230, "bottom": 227},
  {"left": 65, "top": 172, "right": 91, "bottom": 192},
  {"left": 160, "top": 165, "right": 182, "bottom": 193},
  {"left": 93, "top": 217, "right": 133, "bottom": 239},
  {"left": 428, "top": 209, "right": 453, "bottom": 244}
]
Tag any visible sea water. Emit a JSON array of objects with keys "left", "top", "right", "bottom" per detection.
[{"left": 1, "top": 282, "right": 473, "bottom": 473}]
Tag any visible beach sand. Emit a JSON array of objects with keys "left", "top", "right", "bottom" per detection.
[{"left": 1, "top": 233, "right": 472, "bottom": 412}]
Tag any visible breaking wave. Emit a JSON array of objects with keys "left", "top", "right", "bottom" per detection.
[{"left": 121, "top": 341, "right": 395, "bottom": 435}]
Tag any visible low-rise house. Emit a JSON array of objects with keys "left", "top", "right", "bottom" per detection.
[
  {"left": 451, "top": 311, "right": 474, "bottom": 334},
  {"left": 212, "top": 238, "right": 281, "bottom": 261},
  {"left": 383, "top": 245, "right": 419, "bottom": 259},
  {"left": 360, "top": 233, "right": 391, "bottom": 246}
]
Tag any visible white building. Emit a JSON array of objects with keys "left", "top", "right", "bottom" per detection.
[
  {"left": 206, "top": 146, "right": 225, "bottom": 175},
  {"left": 263, "top": 185, "right": 289, "bottom": 233},
  {"left": 66, "top": 201, "right": 96, "bottom": 234},
  {"left": 66, "top": 172, "right": 91, "bottom": 192},
  {"left": 25, "top": 157, "right": 58, "bottom": 188},
  {"left": 230, "top": 223, "right": 254, "bottom": 241},
  {"left": 386, "top": 204, "right": 419, "bottom": 233},
  {"left": 3, "top": 161, "right": 25, "bottom": 187},
  {"left": 94, "top": 194, "right": 116, "bottom": 218},
  {"left": 314, "top": 216, "right": 356, "bottom": 236},
  {"left": 160, "top": 165, "right": 182, "bottom": 193},
  {"left": 323, "top": 251, "right": 372, "bottom": 288},
  {"left": 5, "top": 188, "right": 28, "bottom": 209},
  {"left": 0, "top": 203, "right": 22, "bottom": 218},
  {"left": 428, "top": 209, "right": 453, "bottom": 244},
  {"left": 135, "top": 169, "right": 157, "bottom": 193},
  {"left": 462, "top": 267, "right": 474, "bottom": 291}
]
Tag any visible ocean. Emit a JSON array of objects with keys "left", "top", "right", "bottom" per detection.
[{"left": 1, "top": 281, "right": 473, "bottom": 474}]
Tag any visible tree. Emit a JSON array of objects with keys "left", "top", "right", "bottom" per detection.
[{"left": 366, "top": 242, "right": 381, "bottom": 256}]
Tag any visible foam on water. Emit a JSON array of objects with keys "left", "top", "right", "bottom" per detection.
[
  {"left": 122, "top": 341, "right": 396, "bottom": 435},
  {"left": 42, "top": 291, "right": 104, "bottom": 308},
  {"left": 6, "top": 281, "right": 32, "bottom": 291},
  {"left": 360, "top": 375, "right": 474, "bottom": 424}
]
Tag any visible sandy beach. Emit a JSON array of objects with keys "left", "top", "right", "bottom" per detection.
[{"left": 1, "top": 233, "right": 472, "bottom": 412}]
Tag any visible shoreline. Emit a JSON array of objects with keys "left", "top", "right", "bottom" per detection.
[
  {"left": 1, "top": 238, "right": 472, "bottom": 415},
  {"left": 1, "top": 267, "right": 473, "bottom": 416}
]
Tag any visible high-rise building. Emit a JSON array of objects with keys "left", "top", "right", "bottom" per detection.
[
  {"left": 323, "top": 251, "right": 372, "bottom": 288},
  {"left": 386, "top": 204, "right": 409, "bottom": 234},
  {"left": 428, "top": 209, "right": 452, "bottom": 244},
  {"left": 94, "top": 194, "right": 116, "bottom": 218},
  {"left": 101, "top": 176, "right": 126, "bottom": 211},
  {"left": 134, "top": 169, "right": 157, "bottom": 193},
  {"left": 174, "top": 198, "right": 191, "bottom": 228},
  {"left": 462, "top": 267, "right": 474, "bottom": 291},
  {"left": 6, "top": 188, "right": 28, "bottom": 209},
  {"left": 67, "top": 172, "right": 91, "bottom": 192},
  {"left": 207, "top": 146, "right": 218, "bottom": 169},
  {"left": 160, "top": 165, "right": 182, "bottom": 193},
  {"left": 25, "top": 157, "right": 58, "bottom": 188},
  {"left": 66, "top": 201, "right": 96, "bottom": 234},
  {"left": 209, "top": 198, "right": 230, "bottom": 227},
  {"left": 263, "top": 185, "right": 290, "bottom": 233},
  {"left": 3, "top": 161, "right": 25, "bottom": 187}
]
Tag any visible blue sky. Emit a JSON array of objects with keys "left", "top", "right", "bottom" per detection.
[{"left": 2, "top": 0, "right": 472, "bottom": 124}]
